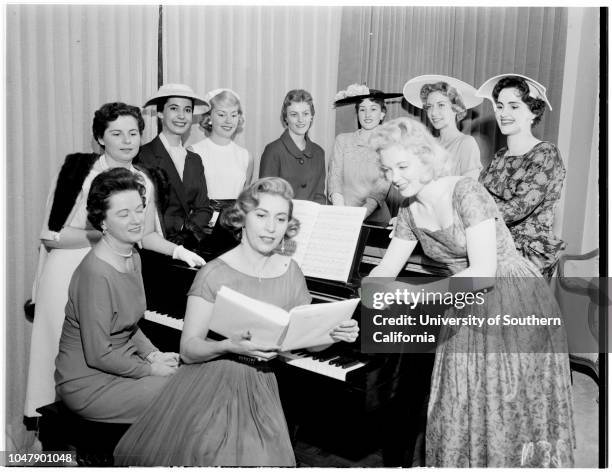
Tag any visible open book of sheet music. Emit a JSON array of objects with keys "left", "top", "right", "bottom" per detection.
[
  {"left": 291, "top": 200, "right": 367, "bottom": 282},
  {"left": 209, "top": 286, "right": 360, "bottom": 352}
]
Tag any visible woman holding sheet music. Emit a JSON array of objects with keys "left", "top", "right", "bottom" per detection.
[{"left": 114, "top": 177, "right": 359, "bottom": 466}]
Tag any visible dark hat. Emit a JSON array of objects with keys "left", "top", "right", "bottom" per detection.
[{"left": 334, "top": 84, "right": 402, "bottom": 107}]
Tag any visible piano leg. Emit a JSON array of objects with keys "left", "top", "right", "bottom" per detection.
[{"left": 380, "top": 353, "right": 435, "bottom": 467}]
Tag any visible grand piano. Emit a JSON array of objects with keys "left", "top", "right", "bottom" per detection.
[{"left": 138, "top": 221, "right": 449, "bottom": 465}]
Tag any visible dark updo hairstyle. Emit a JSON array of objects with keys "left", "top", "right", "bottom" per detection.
[
  {"left": 92, "top": 102, "right": 145, "bottom": 146},
  {"left": 87, "top": 167, "right": 147, "bottom": 231},
  {"left": 419, "top": 82, "right": 467, "bottom": 121},
  {"left": 281, "top": 89, "right": 315, "bottom": 128},
  {"left": 221, "top": 177, "right": 300, "bottom": 241},
  {"left": 492, "top": 76, "right": 546, "bottom": 126},
  {"left": 354, "top": 90, "right": 387, "bottom": 129}
]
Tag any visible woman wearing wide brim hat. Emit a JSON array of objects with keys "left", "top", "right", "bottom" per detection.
[
  {"left": 327, "top": 84, "right": 402, "bottom": 224},
  {"left": 476, "top": 73, "right": 566, "bottom": 279},
  {"left": 143, "top": 83, "right": 210, "bottom": 115},
  {"left": 403, "top": 75, "right": 483, "bottom": 180}
]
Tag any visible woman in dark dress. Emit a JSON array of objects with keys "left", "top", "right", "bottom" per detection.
[
  {"left": 114, "top": 177, "right": 359, "bottom": 466},
  {"left": 55, "top": 168, "right": 178, "bottom": 422},
  {"left": 259, "top": 89, "right": 326, "bottom": 204},
  {"left": 477, "top": 74, "right": 566, "bottom": 279}
]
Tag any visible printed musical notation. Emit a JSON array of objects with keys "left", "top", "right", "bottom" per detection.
[{"left": 291, "top": 200, "right": 366, "bottom": 282}]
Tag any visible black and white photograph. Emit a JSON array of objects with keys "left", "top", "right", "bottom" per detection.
[{"left": 3, "top": 3, "right": 605, "bottom": 468}]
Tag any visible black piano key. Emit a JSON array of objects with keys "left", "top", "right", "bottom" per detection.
[
  {"left": 329, "top": 356, "right": 354, "bottom": 367},
  {"left": 313, "top": 351, "right": 340, "bottom": 362},
  {"left": 339, "top": 359, "right": 362, "bottom": 369}
]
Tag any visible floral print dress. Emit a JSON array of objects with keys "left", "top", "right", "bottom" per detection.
[
  {"left": 480, "top": 141, "right": 566, "bottom": 278},
  {"left": 395, "top": 177, "right": 575, "bottom": 467}
]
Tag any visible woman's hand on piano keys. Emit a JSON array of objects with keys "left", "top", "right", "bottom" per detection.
[{"left": 330, "top": 319, "right": 359, "bottom": 343}]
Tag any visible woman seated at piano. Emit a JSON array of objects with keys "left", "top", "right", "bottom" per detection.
[
  {"left": 367, "top": 117, "right": 574, "bottom": 467},
  {"left": 328, "top": 84, "right": 402, "bottom": 224},
  {"left": 25, "top": 102, "right": 204, "bottom": 419},
  {"left": 55, "top": 168, "right": 179, "bottom": 422},
  {"left": 259, "top": 89, "right": 326, "bottom": 204},
  {"left": 114, "top": 177, "right": 359, "bottom": 466}
]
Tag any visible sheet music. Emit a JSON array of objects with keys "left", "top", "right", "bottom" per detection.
[
  {"left": 210, "top": 287, "right": 359, "bottom": 352},
  {"left": 292, "top": 200, "right": 366, "bottom": 282},
  {"left": 280, "top": 298, "right": 359, "bottom": 351}
]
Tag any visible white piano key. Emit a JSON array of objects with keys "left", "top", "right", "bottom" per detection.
[{"left": 278, "top": 350, "right": 365, "bottom": 382}]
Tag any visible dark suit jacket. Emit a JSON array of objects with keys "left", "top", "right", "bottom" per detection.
[{"left": 135, "top": 136, "right": 212, "bottom": 238}]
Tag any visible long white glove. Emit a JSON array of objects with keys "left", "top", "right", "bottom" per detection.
[{"left": 172, "top": 245, "right": 206, "bottom": 267}]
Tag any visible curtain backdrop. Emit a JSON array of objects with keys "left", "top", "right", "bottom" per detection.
[
  {"left": 161, "top": 5, "right": 342, "bottom": 177},
  {"left": 336, "top": 7, "right": 568, "bottom": 169},
  {"left": 5, "top": 4, "right": 158, "bottom": 450}
]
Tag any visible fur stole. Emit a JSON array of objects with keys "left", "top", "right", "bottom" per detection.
[{"left": 47, "top": 153, "right": 99, "bottom": 232}]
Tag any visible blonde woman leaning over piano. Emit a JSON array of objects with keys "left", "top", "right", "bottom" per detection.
[
  {"left": 55, "top": 168, "right": 178, "bottom": 423},
  {"left": 114, "top": 177, "right": 359, "bottom": 467},
  {"left": 368, "top": 117, "right": 574, "bottom": 467},
  {"left": 25, "top": 102, "right": 204, "bottom": 419}
]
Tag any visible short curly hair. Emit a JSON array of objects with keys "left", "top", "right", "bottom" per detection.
[
  {"left": 92, "top": 102, "right": 145, "bottom": 145},
  {"left": 419, "top": 82, "right": 467, "bottom": 121},
  {"left": 221, "top": 177, "right": 300, "bottom": 242},
  {"left": 281, "top": 89, "right": 315, "bottom": 128},
  {"left": 87, "top": 167, "right": 147, "bottom": 231},
  {"left": 369, "top": 117, "right": 452, "bottom": 184},
  {"left": 200, "top": 90, "right": 245, "bottom": 136},
  {"left": 492, "top": 76, "right": 546, "bottom": 126}
]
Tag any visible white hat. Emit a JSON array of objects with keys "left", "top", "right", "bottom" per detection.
[
  {"left": 144, "top": 83, "right": 210, "bottom": 114},
  {"left": 402, "top": 75, "right": 483, "bottom": 110},
  {"left": 476, "top": 73, "right": 552, "bottom": 111}
]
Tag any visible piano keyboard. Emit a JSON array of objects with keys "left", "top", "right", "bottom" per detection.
[
  {"left": 142, "top": 310, "right": 366, "bottom": 382},
  {"left": 278, "top": 350, "right": 365, "bottom": 382},
  {"left": 144, "top": 310, "right": 184, "bottom": 330}
]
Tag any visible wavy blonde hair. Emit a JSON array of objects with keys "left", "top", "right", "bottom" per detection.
[
  {"left": 221, "top": 177, "right": 300, "bottom": 241},
  {"left": 369, "top": 117, "right": 452, "bottom": 184}
]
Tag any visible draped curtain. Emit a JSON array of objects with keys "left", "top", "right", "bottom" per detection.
[
  {"left": 5, "top": 4, "right": 158, "bottom": 450},
  {"left": 161, "top": 5, "right": 342, "bottom": 176},
  {"left": 336, "top": 7, "right": 568, "bottom": 169}
]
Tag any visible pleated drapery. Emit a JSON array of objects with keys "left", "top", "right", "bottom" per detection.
[
  {"left": 5, "top": 4, "right": 158, "bottom": 450},
  {"left": 336, "top": 7, "right": 568, "bottom": 168},
  {"left": 161, "top": 5, "right": 342, "bottom": 176}
]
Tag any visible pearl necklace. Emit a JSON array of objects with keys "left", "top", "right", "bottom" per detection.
[{"left": 102, "top": 237, "right": 133, "bottom": 258}]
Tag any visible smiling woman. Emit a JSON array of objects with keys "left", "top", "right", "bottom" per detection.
[
  {"left": 189, "top": 89, "right": 254, "bottom": 200},
  {"left": 54, "top": 168, "right": 177, "bottom": 423},
  {"left": 24, "top": 102, "right": 204, "bottom": 419},
  {"left": 402, "top": 75, "right": 483, "bottom": 180},
  {"left": 477, "top": 74, "right": 566, "bottom": 278},
  {"left": 327, "top": 84, "right": 402, "bottom": 223},
  {"left": 259, "top": 89, "right": 326, "bottom": 203},
  {"left": 368, "top": 116, "right": 575, "bottom": 467},
  {"left": 114, "top": 177, "right": 359, "bottom": 466}
]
